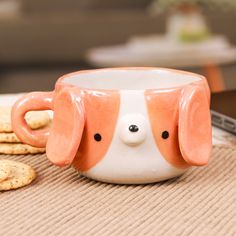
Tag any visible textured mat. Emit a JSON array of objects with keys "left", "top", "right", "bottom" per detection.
[{"left": 0, "top": 146, "right": 235, "bottom": 236}]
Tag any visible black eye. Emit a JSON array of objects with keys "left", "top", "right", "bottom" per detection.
[
  {"left": 129, "top": 125, "right": 139, "bottom": 132},
  {"left": 94, "top": 133, "right": 102, "bottom": 142},
  {"left": 162, "top": 131, "right": 169, "bottom": 139}
]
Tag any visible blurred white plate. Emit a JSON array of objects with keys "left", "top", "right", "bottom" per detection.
[{"left": 86, "top": 35, "right": 236, "bottom": 68}]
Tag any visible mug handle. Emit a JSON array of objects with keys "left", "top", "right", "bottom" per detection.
[{"left": 11, "top": 92, "right": 54, "bottom": 148}]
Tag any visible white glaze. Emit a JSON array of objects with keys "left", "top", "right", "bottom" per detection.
[
  {"left": 118, "top": 113, "right": 147, "bottom": 146},
  {"left": 81, "top": 90, "right": 186, "bottom": 184},
  {"left": 64, "top": 68, "right": 200, "bottom": 90}
]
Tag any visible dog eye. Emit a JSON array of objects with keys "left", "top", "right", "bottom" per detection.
[
  {"left": 162, "top": 131, "right": 169, "bottom": 139},
  {"left": 94, "top": 133, "right": 102, "bottom": 142}
]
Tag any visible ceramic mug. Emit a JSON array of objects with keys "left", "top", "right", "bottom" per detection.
[{"left": 12, "top": 67, "right": 212, "bottom": 184}]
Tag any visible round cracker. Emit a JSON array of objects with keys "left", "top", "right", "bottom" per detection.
[
  {"left": 0, "top": 132, "right": 21, "bottom": 143},
  {"left": 0, "top": 159, "right": 36, "bottom": 191},
  {"left": 0, "top": 162, "right": 11, "bottom": 182},
  {"left": 0, "top": 106, "right": 51, "bottom": 133},
  {"left": 0, "top": 122, "right": 52, "bottom": 143},
  {"left": 0, "top": 143, "right": 45, "bottom": 155}
]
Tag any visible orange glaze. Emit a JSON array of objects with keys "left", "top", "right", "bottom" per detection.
[
  {"left": 46, "top": 87, "right": 85, "bottom": 166},
  {"left": 145, "top": 88, "right": 189, "bottom": 169},
  {"left": 178, "top": 84, "right": 212, "bottom": 166},
  {"left": 73, "top": 89, "right": 120, "bottom": 171},
  {"left": 145, "top": 80, "right": 212, "bottom": 168}
]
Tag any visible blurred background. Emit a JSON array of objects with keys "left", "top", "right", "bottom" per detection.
[{"left": 0, "top": 0, "right": 236, "bottom": 93}]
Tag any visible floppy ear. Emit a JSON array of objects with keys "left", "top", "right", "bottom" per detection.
[
  {"left": 46, "top": 87, "right": 85, "bottom": 167},
  {"left": 179, "top": 84, "right": 212, "bottom": 166}
]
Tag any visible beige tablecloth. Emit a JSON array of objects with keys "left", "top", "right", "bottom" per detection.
[{"left": 0, "top": 146, "right": 235, "bottom": 236}]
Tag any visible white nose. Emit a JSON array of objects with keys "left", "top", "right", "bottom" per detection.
[{"left": 118, "top": 113, "right": 147, "bottom": 146}]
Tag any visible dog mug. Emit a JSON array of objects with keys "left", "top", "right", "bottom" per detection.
[{"left": 12, "top": 67, "right": 212, "bottom": 184}]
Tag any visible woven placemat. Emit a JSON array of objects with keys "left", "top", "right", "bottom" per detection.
[{"left": 0, "top": 146, "right": 235, "bottom": 236}]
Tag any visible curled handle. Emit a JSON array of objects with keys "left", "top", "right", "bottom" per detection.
[{"left": 11, "top": 92, "right": 54, "bottom": 148}]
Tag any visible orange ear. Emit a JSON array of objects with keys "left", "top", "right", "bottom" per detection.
[
  {"left": 179, "top": 85, "right": 212, "bottom": 166},
  {"left": 46, "top": 87, "right": 85, "bottom": 167}
]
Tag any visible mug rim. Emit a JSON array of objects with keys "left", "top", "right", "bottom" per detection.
[{"left": 56, "top": 67, "right": 206, "bottom": 92}]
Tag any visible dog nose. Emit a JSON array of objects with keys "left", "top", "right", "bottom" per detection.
[
  {"left": 119, "top": 114, "right": 147, "bottom": 146},
  {"left": 129, "top": 125, "right": 139, "bottom": 133}
]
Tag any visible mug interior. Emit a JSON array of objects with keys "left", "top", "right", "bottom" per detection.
[{"left": 63, "top": 68, "right": 202, "bottom": 90}]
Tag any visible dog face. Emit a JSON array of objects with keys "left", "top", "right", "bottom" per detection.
[{"left": 46, "top": 79, "right": 212, "bottom": 183}]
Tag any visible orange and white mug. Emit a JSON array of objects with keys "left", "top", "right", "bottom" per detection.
[{"left": 12, "top": 67, "right": 212, "bottom": 184}]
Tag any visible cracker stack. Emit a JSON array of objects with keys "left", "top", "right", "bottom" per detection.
[{"left": 0, "top": 107, "right": 50, "bottom": 155}]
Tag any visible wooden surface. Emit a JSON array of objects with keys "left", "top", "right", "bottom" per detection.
[{"left": 204, "top": 64, "right": 225, "bottom": 92}]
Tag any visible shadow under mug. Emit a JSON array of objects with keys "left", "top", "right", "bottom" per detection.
[{"left": 12, "top": 67, "right": 212, "bottom": 184}]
